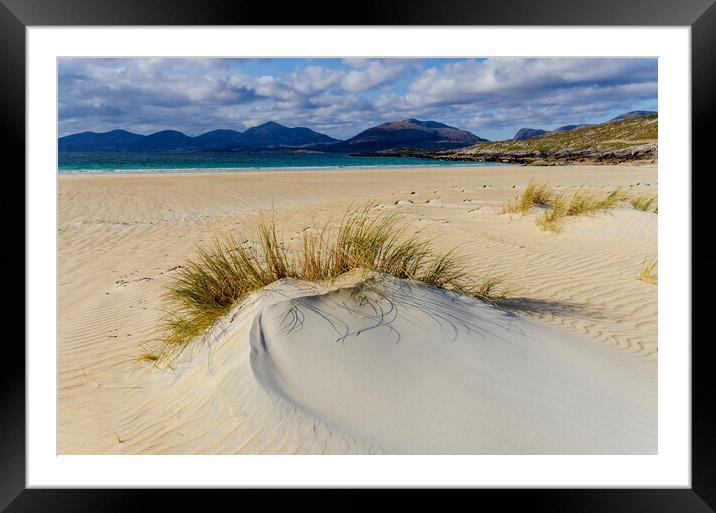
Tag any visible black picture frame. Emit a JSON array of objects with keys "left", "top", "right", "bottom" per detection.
[{"left": 2, "top": 0, "right": 713, "bottom": 510}]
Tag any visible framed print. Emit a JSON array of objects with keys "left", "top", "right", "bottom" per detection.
[{"left": 3, "top": 0, "right": 714, "bottom": 510}]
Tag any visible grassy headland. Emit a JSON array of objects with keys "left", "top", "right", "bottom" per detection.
[{"left": 423, "top": 114, "right": 658, "bottom": 165}]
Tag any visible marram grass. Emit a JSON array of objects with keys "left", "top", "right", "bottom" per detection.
[
  {"left": 630, "top": 193, "right": 658, "bottom": 213},
  {"left": 535, "top": 186, "right": 629, "bottom": 232},
  {"left": 639, "top": 258, "right": 658, "bottom": 285},
  {"left": 144, "top": 204, "right": 505, "bottom": 366},
  {"left": 502, "top": 180, "right": 555, "bottom": 215},
  {"left": 503, "top": 181, "right": 630, "bottom": 230}
]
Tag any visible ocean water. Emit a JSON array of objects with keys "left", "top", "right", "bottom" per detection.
[{"left": 58, "top": 151, "right": 511, "bottom": 174}]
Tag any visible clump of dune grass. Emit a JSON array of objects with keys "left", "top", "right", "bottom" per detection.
[
  {"left": 639, "top": 258, "right": 658, "bottom": 285},
  {"left": 503, "top": 180, "right": 555, "bottom": 215},
  {"left": 630, "top": 193, "right": 658, "bottom": 213},
  {"left": 145, "top": 205, "right": 505, "bottom": 366},
  {"left": 535, "top": 195, "right": 568, "bottom": 232},
  {"left": 536, "top": 186, "right": 628, "bottom": 232}
]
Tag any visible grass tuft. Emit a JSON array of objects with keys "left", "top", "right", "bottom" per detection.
[
  {"left": 503, "top": 180, "right": 555, "bottom": 215},
  {"left": 535, "top": 195, "right": 568, "bottom": 232},
  {"left": 639, "top": 258, "right": 658, "bottom": 285},
  {"left": 535, "top": 186, "right": 628, "bottom": 232},
  {"left": 630, "top": 193, "right": 658, "bottom": 213},
  {"left": 503, "top": 181, "right": 629, "bottom": 229},
  {"left": 145, "top": 204, "right": 504, "bottom": 366}
]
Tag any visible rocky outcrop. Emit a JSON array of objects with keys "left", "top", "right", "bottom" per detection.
[{"left": 421, "top": 143, "right": 657, "bottom": 165}]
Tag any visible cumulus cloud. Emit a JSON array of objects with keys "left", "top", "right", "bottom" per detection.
[
  {"left": 58, "top": 57, "right": 657, "bottom": 141},
  {"left": 404, "top": 58, "right": 656, "bottom": 107},
  {"left": 340, "top": 59, "right": 411, "bottom": 92}
]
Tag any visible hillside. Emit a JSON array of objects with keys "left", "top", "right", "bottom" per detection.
[
  {"left": 58, "top": 129, "right": 146, "bottom": 152},
  {"left": 193, "top": 129, "right": 246, "bottom": 150},
  {"left": 434, "top": 113, "right": 657, "bottom": 165},
  {"left": 239, "top": 121, "right": 338, "bottom": 147},
  {"left": 312, "top": 119, "right": 487, "bottom": 153},
  {"left": 610, "top": 110, "right": 656, "bottom": 121},
  {"left": 511, "top": 111, "right": 655, "bottom": 142},
  {"left": 513, "top": 128, "right": 548, "bottom": 141},
  {"left": 513, "top": 125, "right": 589, "bottom": 141}
]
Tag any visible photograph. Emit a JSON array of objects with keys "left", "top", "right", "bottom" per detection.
[{"left": 57, "top": 56, "right": 659, "bottom": 455}]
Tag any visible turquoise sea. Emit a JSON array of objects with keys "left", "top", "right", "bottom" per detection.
[{"left": 58, "top": 152, "right": 511, "bottom": 173}]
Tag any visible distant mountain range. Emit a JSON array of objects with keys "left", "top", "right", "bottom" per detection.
[
  {"left": 58, "top": 121, "right": 339, "bottom": 152},
  {"left": 58, "top": 119, "right": 486, "bottom": 153},
  {"left": 512, "top": 111, "right": 656, "bottom": 141},
  {"left": 59, "top": 111, "right": 656, "bottom": 153}
]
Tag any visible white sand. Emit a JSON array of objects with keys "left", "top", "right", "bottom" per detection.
[
  {"left": 58, "top": 165, "right": 658, "bottom": 454},
  {"left": 250, "top": 274, "right": 655, "bottom": 454}
]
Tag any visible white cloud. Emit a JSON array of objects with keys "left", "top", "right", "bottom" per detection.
[
  {"left": 286, "top": 65, "right": 342, "bottom": 95},
  {"left": 341, "top": 60, "right": 409, "bottom": 92},
  {"left": 404, "top": 58, "right": 657, "bottom": 107}
]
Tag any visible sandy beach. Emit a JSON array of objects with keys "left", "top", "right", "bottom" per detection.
[{"left": 58, "top": 164, "right": 658, "bottom": 454}]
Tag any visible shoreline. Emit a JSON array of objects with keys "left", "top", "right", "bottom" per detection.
[
  {"left": 57, "top": 161, "right": 657, "bottom": 179},
  {"left": 56, "top": 161, "right": 517, "bottom": 176}
]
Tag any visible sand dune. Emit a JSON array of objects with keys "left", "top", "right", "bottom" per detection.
[
  {"left": 58, "top": 165, "right": 658, "bottom": 454},
  {"left": 250, "top": 274, "right": 655, "bottom": 454}
]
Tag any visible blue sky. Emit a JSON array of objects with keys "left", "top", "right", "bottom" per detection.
[{"left": 58, "top": 57, "right": 657, "bottom": 141}]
